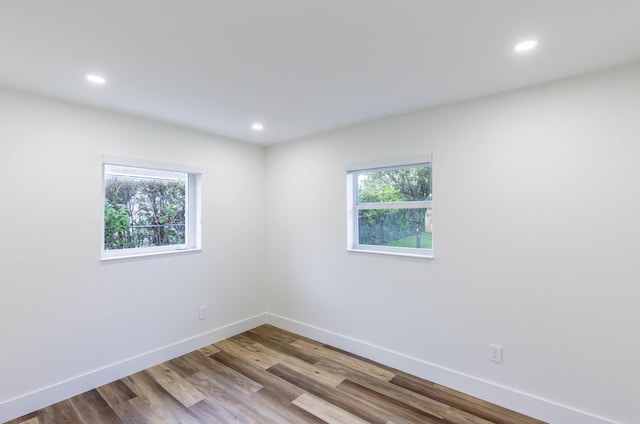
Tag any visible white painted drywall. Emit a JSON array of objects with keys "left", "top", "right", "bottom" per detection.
[
  {"left": 265, "top": 61, "right": 640, "bottom": 424},
  {"left": 2, "top": 61, "right": 639, "bottom": 424},
  {"left": 0, "top": 87, "right": 267, "bottom": 419}
]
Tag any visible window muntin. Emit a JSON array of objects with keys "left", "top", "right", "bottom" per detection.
[
  {"left": 347, "top": 161, "right": 432, "bottom": 257},
  {"left": 102, "top": 161, "right": 201, "bottom": 259}
]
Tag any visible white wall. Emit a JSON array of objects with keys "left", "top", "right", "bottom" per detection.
[
  {"left": 265, "top": 62, "right": 640, "bottom": 424},
  {"left": 0, "top": 87, "right": 267, "bottom": 421},
  {"left": 2, "top": 62, "right": 639, "bottom": 424}
]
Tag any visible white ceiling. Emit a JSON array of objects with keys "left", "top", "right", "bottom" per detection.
[{"left": 2, "top": 1, "right": 640, "bottom": 145}]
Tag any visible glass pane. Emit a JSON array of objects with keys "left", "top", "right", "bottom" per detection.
[
  {"left": 104, "top": 168, "right": 187, "bottom": 250},
  {"left": 357, "top": 165, "right": 431, "bottom": 203},
  {"left": 358, "top": 207, "right": 432, "bottom": 249}
]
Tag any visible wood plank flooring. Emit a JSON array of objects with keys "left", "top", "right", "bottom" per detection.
[{"left": 7, "top": 325, "right": 547, "bottom": 424}]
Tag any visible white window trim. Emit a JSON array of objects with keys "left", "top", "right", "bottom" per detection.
[
  {"left": 346, "top": 155, "right": 433, "bottom": 259},
  {"left": 101, "top": 155, "right": 202, "bottom": 261}
]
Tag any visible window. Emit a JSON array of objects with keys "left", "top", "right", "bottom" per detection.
[
  {"left": 346, "top": 156, "right": 432, "bottom": 258},
  {"left": 102, "top": 157, "right": 201, "bottom": 260}
]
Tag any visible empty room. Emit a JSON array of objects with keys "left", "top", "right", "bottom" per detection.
[{"left": 1, "top": 1, "right": 638, "bottom": 423}]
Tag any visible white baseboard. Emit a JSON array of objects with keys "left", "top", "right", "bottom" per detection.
[
  {"left": 266, "top": 313, "right": 616, "bottom": 424},
  {"left": 2, "top": 313, "right": 618, "bottom": 424},
  {"left": 0, "top": 313, "right": 267, "bottom": 423}
]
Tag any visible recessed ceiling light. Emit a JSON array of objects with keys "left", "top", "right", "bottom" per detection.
[
  {"left": 252, "top": 123, "right": 264, "bottom": 131},
  {"left": 514, "top": 39, "right": 538, "bottom": 53},
  {"left": 86, "top": 74, "right": 106, "bottom": 85}
]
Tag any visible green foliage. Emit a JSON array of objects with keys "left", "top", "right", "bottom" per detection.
[
  {"left": 104, "top": 176, "right": 186, "bottom": 250},
  {"left": 358, "top": 166, "right": 431, "bottom": 202},
  {"left": 104, "top": 201, "right": 130, "bottom": 249},
  {"left": 357, "top": 165, "right": 432, "bottom": 248}
]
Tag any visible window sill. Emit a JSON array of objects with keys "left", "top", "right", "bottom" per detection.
[
  {"left": 101, "top": 247, "right": 201, "bottom": 262},
  {"left": 347, "top": 247, "right": 433, "bottom": 259}
]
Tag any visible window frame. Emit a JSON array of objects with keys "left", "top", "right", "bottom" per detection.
[
  {"left": 346, "top": 155, "right": 433, "bottom": 258},
  {"left": 101, "top": 156, "right": 202, "bottom": 261}
]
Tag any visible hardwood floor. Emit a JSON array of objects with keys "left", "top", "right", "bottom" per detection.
[{"left": 7, "top": 325, "right": 547, "bottom": 424}]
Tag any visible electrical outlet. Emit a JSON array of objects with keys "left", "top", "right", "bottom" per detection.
[
  {"left": 198, "top": 306, "right": 207, "bottom": 320},
  {"left": 489, "top": 344, "right": 503, "bottom": 363}
]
